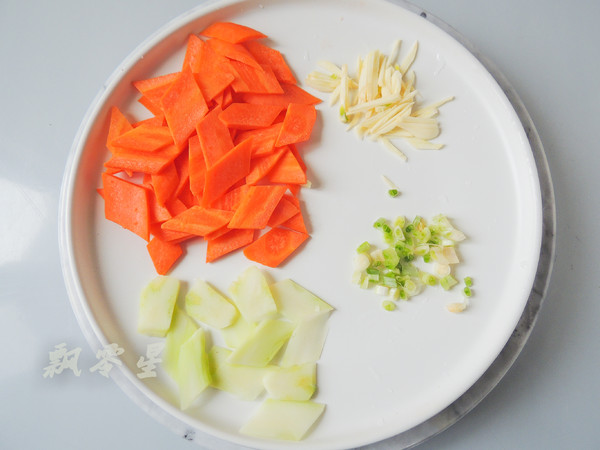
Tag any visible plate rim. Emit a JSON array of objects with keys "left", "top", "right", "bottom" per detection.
[{"left": 58, "top": 0, "right": 556, "bottom": 448}]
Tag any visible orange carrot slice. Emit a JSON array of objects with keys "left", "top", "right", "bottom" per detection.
[
  {"left": 182, "top": 34, "right": 204, "bottom": 72},
  {"left": 219, "top": 103, "right": 284, "bottom": 130},
  {"left": 133, "top": 72, "right": 179, "bottom": 94},
  {"left": 106, "top": 107, "right": 133, "bottom": 154},
  {"left": 240, "top": 83, "right": 322, "bottom": 107},
  {"left": 244, "top": 40, "right": 297, "bottom": 85},
  {"left": 162, "top": 206, "right": 234, "bottom": 236},
  {"left": 102, "top": 172, "right": 151, "bottom": 241},
  {"left": 267, "top": 195, "right": 301, "bottom": 228},
  {"left": 160, "top": 68, "right": 208, "bottom": 150},
  {"left": 276, "top": 103, "right": 317, "bottom": 147},
  {"left": 235, "top": 122, "right": 283, "bottom": 157},
  {"left": 228, "top": 185, "right": 287, "bottom": 229},
  {"left": 196, "top": 105, "right": 234, "bottom": 167},
  {"left": 201, "top": 22, "right": 266, "bottom": 44},
  {"left": 146, "top": 237, "right": 183, "bottom": 275},
  {"left": 188, "top": 135, "right": 206, "bottom": 198},
  {"left": 201, "top": 138, "right": 253, "bottom": 207},
  {"left": 265, "top": 147, "right": 307, "bottom": 184},
  {"left": 110, "top": 123, "right": 173, "bottom": 152},
  {"left": 210, "top": 183, "right": 250, "bottom": 211},
  {"left": 206, "top": 228, "right": 255, "bottom": 263},
  {"left": 151, "top": 162, "right": 179, "bottom": 206},
  {"left": 206, "top": 38, "right": 262, "bottom": 70},
  {"left": 243, "top": 227, "right": 308, "bottom": 267},
  {"left": 228, "top": 60, "right": 283, "bottom": 94},
  {"left": 246, "top": 146, "right": 287, "bottom": 185},
  {"left": 104, "top": 144, "right": 181, "bottom": 175}
]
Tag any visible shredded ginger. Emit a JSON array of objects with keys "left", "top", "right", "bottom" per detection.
[{"left": 306, "top": 40, "right": 453, "bottom": 161}]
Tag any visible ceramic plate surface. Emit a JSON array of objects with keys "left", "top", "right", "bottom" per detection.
[{"left": 60, "top": 0, "right": 543, "bottom": 448}]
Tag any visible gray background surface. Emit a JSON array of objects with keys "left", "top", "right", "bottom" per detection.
[{"left": 1, "top": 0, "right": 597, "bottom": 448}]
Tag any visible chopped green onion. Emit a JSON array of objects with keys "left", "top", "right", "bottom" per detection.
[
  {"left": 382, "top": 300, "right": 396, "bottom": 311},
  {"left": 440, "top": 275, "right": 458, "bottom": 291},
  {"left": 357, "top": 241, "right": 371, "bottom": 253},
  {"left": 382, "top": 247, "right": 400, "bottom": 270},
  {"left": 423, "top": 252, "right": 432, "bottom": 263},
  {"left": 463, "top": 286, "right": 472, "bottom": 297},
  {"left": 404, "top": 224, "right": 414, "bottom": 233},
  {"left": 388, "top": 189, "right": 399, "bottom": 197},
  {"left": 373, "top": 218, "right": 387, "bottom": 229},
  {"left": 464, "top": 276, "right": 473, "bottom": 287}
]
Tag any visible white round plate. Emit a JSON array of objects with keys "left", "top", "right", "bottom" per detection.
[{"left": 60, "top": 0, "right": 545, "bottom": 448}]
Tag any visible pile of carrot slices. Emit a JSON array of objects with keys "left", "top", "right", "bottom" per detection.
[{"left": 99, "top": 22, "right": 320, "bottom": 274}]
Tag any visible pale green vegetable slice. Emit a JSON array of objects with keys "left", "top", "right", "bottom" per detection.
[
  {"left": 208, "top": 346, "right": 275, "bottom": 401},
  {"left": 281, "top": 313, "right": 330, "bottom": 367},
  {"left": 270, "top": 279, "right": 333, "bottom": 322},
  {"left": 137, "top": 276, "right": 180, "bottom": 337},
  {"left": 162, "top": 306, "right": 197, "bottom": 380},
  {"left": 228, "top": 319, "right": 295, "bottom": 367},
  {"left": 263, "top": 363, "right": 316, "bottom": 401},
  {"left": 229, "top": 266, "right": 277, "bottom": 323},
  {"left": 219, "top": 315, "right": 256, "bottom": 349},
  {"left": 185, "top": 279, "right": 238, "bottom": 329},
  {"left": 177, "top": 328, "right": 211, "bottom": 409},
  {"left": 240, "top": 399, "right": 325, "bottom": 441}
]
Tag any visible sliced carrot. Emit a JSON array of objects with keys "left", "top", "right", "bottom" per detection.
[
  {"left": 288, "top": 143, "right": 307, "bottom": 172},
  {"left": 206, "top": 38, "right": 262, "bottom": 70},
  {"left": 193, "top": 40, "right": 239, "bottom": 99},
  {"left": 133, "top": 114, "right": 166, "bottom": 128},
  {"left": 228, "top": 60, "right": 283, "bottom": 94},
  {"left": 201, "top": 138, "right": 253, "bottom": 207},
  {"left": 101, "top": 22, "right": 320, "bottom": 273},
  {"left": 206, "top": 228, "right": 255, "bottom": 263},
  {"left": 228, "top": 185, "right": 287, "bottom": 229},
  {"left": 243, "top": 227, "right": 308, "bottom": 267},
  {"left": 177, "top": 181, "right": 198, "bottom": 208},
  {"left": 106, "top": 107, "right": 133, "bottom": 154},
  {"left": 280, "top": 210, "right": 308, "bottom": 234},
  {"left": 110, "top": 123, "right": 173, "bottom": 152},
  {"left": 102, "top": 172, "right": 150, "bottom": 241},
  {"left": 210, "top": 183, "right": 250, "bottom": 211},
  {"left": 146, "top": 237, "right": 183, "bottom": 275},
  {"left": 104, "top": 144, "right": 181, "bottom": 175},
  {"left": 276, "top": 103, "right": 317, "bottom": 147},
  {"left": 148, "top": 194, "right": 172, "bottom": 224},
  {"left": 150, "top": 222, "right": 195, "bottom": 243},
  {"left": 244, "top": 40, "right": 297, "bottom": 84},
  {"left": 182, "top": 34, "right": 204, "bottom": 72},
  {"left": 173, "top": 151, "right": 190, "bottom": 198},
  {"left": 133, "top": 72, "right": 179, "bottom": 94},
  {"left": 246, "top": 146, "right": 287, "bottom": 185},
  {"left": 188, "top": 134, "right": 206, "bottom": 198},
  {"left": 137, "top": 95, "right": 165, "bottom": 117},
  {"left": 162, "top": 206, "right": 234, "bottom": 236},
  {"left": 235, "top": 122, "right": 283, "bottom": 157},
  {"left": 240, "top": 83, "right": 321, "bottom": 108},
  {"left": 151, "top": 162, "right": 179, "bottom": 206},
  {"left": 219, "top": 103, "right": 284, "bottom": 130},
  {"left": 165, "top": 197, "right": 189, "bottom": 217},
  {"left": 160, "top": 68, "right": 208, "bottom": 150},
  {"left": 265, "top": 147, "right": 307, "bottom": 184},
  {"left": 196, "top": 105, "right": 234, "bottom": 167},
  {"left": 201, "top": 22, "right": 266, "bottom": 44},
  {"left": 267, "top": 194, "right": 301, "bottom": 228}
]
